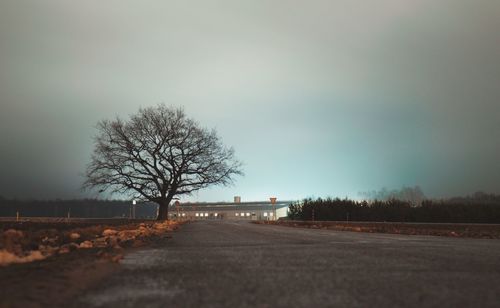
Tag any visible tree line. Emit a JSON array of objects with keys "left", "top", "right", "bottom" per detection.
[
  {"left": 0, "top": 197, "right": 158, "bottom": 219},
  {"left": 288, "top": 192, "right": 500, "bottom": 223}
]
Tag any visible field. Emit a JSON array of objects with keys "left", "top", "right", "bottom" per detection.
[{"left": 255, "top": 220, "right": 500, "bottom": 238}]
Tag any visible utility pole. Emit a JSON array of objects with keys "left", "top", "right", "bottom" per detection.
[{"left": 174, "top": 200, "right": 180, "bottom": 220}]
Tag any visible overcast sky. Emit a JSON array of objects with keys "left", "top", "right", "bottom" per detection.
[{"left": 0, "top": 0, "right": 499, "bottom": 201}]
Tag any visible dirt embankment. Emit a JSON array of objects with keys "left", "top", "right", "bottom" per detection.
[
  {"left": 0, "top": 219, "right": 181, "bottom": 266},
  {"left": 0, "top": 219, "right": 183, "bottom": 308},
  {"left": 255, "top": 220, "right": 500, "bottom": 238}
]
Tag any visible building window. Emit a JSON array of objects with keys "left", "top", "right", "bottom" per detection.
[
  {"left": 235, "top": 213, "right": 239, "bottom": 216},
  {"left": 214, "top": 213, "right": 218, "bottom": 217},
  {"left": 246, "top": 213, "right": 250, "bottom": 217},
  {"left": 263, "top": 212, "right": 268, "bottom": 217},
  {"left": 195, "top": 213, "right": 199, "bottom": 217},
  {"left": 240, "top": 212, "right": 245, "bottom": 217},
  {"left": 269, "top": 212, "right": 273, "bottom": 217},
  {"left": 205, "top": 213, "right": 209, "bottom": 217}
]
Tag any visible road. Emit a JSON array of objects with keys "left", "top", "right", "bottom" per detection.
[{"left": 76, "top": 220, "right": 500, "bottom": 307}]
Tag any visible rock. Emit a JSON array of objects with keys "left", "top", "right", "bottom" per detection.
[
  {"left": 138, "top": 226, "right": 151, "bottom": 236},
  {"left": 0, "top": 249, "right": 45, "bottom": 266},
  {"left": 0, "top": 250, "right": 22, "bottom": 265},
  {"left": 79, "top": 241, "right": 93, "bottom": 249},
  {"left": 102, "top": 229, "right": 118, "bottom": 236},
  {"left": 93, "top": 237, "right": 108, "bottom": 248},
  {"left": 106, "top": 235, "right": 119, "bottom": 247},
  {"left": 69, "top": 233, "right": 81, "bottom": 240},
  {"left": 3, "top": 229, "right": 24, "bottom": 254},
  {"left": 25, "top": 250, "right": 45, "bottom": 262},
  {"left": 58, "top": 243, "right": 79, "bottom": 254},
  {"left": 117, "top": 230, "right": 138, "bottom": 242},
  {"left": 38, "top": 245, "right": 58, "bottom": 256}
]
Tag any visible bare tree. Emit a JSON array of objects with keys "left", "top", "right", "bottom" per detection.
[{"left": 83, "top": 105, "right": 243, "bottom": 220}]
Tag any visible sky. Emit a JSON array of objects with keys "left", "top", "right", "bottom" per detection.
[{"left": 0, "top": 0, "right": 499, "bottom": 202}]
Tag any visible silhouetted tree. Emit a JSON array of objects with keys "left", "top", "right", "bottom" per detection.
[
  {"left": 288, "top": 201, "right": 303, "bottom": 220},
  {"left": 287, "top": 195, "right": 500, "bottom": 223},
  {"left": 83, "top": 105, "right": 243, "bottom": 220}
]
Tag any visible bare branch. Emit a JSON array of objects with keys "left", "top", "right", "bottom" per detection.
[{"left": 83, "top": 104, "right": 243, "bottom": 219}]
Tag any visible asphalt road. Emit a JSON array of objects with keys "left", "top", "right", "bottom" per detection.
[{"left": 77, "top": 220, "right": 500, "bottom": 307}]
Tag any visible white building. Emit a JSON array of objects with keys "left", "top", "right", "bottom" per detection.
[{"left": 169, "top": 200, "right": 290, "bottom": 221}]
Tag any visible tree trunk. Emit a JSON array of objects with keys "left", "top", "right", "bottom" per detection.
[{"left": 157, "top": 198, "right": 171, "bottom": 221}]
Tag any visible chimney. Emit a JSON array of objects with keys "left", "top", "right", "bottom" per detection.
[{"left": 234, "top": 196, "right": 241, "bottom": 203}]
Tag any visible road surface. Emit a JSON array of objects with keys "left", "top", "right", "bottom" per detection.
[{"left": 76, "top": 220, "right": 500, "bottom": 307}]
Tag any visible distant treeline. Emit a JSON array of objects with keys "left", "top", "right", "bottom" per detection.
[
  {"left": 358, "top": 186, "right": 425, "bottom": 205},
  {"left": 288, "top": 192, "right": 500, "bottom": 223},
  {"left": 0, "top": 197, "right": 158, "bottom": 219}
]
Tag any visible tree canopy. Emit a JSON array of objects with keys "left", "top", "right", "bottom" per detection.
[{"left": 83, "top": 105, "right": 243, "bottom": 220}]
